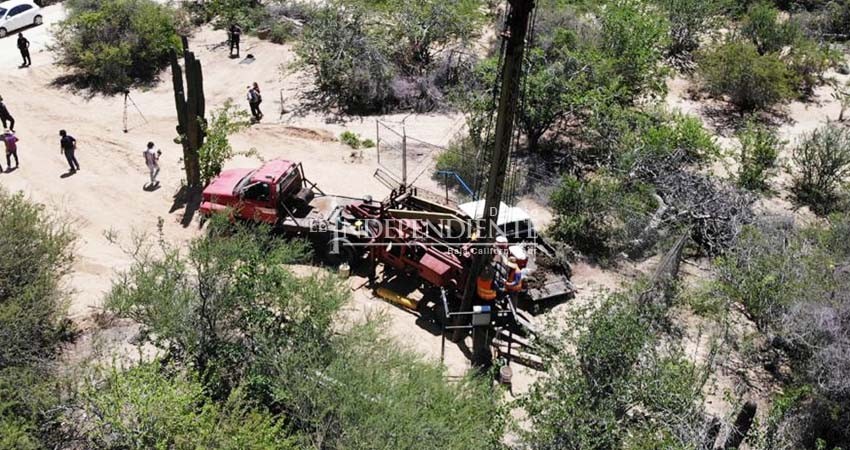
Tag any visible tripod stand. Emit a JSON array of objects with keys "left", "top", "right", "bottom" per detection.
[{"left": 123, "top": 91, "right": 149, "bottom": 133}]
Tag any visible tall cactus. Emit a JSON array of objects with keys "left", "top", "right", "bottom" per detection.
[{"left": 171, "top": 36, "right": 205, "bottom": 188}]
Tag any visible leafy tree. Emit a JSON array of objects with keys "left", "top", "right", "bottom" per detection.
[
  {"left": 384, "top": 0, "right": 483, "bottom": 74},
  {"left": 105, "top": 222, "right": 337, "bottom": 397},
  {"left": 741, "top": 2, "right": 801, "bottom": 55},
  {"left": 698, "top": 39, "right": 794, "bottom": 112},
  {"left": 198, "top": 101, "right": 253, "bottom": 185},
  {"left": 549, "top": 174, "right": 659, "bottom": 258},
  {"left": 295, "top": 0, "right": 482, "bottom": 113},
  {"left": 517, "top": 48, "right": 592, "bottom": 152},
  {"left": 105, "top": 221, "right": 504, "bottom": 448},
  {"left": 64, "top": 362, "right": 295, "bottom": 450},
  {"left": 0, "top": 188, "right": 75, "bottom": 449},
  {"left": 737, "top": 121, "right": 783, "bottom": 191},
  {"left": 295, "top": 4, "right": 396, "bottom": 113},
  {"left": 656, "top": 0, "right": 721, "bottom": 61},
  {"left": 599, "top": 0, "right": 671, "bottom": 103},
  {"left": 523, "top": 286, "right": 709, "bottom": 449},
  {"left": 52, "top": 0, "right": 184, "bottom": 93},
  {"left": 272, "top": 324, "right": 503, "bottom": 449}
]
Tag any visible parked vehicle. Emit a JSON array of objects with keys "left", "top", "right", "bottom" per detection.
[
  {"left": 0, "top": 0, "right": 41, "bottom": 38},
  {"left": 200, "top": 160, "right": 574, "bottom": 311},
  {"left": 199, "top": 159, "right": 375, "bottom": 263}
]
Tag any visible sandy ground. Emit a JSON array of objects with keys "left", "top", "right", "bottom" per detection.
[
  {"left": 0, "top": 6, "right": 502, "bottom": 381},
  {"left": 4, "top": 4, "right": 845, "bottom": 435}
]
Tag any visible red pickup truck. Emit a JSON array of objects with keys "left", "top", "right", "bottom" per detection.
[{"left": 199, "top": 159, "right": 374, "bottom": 262}]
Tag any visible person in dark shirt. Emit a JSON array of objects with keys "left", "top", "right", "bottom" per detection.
[
  {"left": 18, "top": 33, "right": 30, "bottom": 67},
  {"left": 0, "top": 97, "right": 14, "bottom": 132},
  {"left": 59, "top": 130, "right": 80, "bottom": 173},
  {"left": 229, "top": 24, "right": 242, "bottom": 57}
]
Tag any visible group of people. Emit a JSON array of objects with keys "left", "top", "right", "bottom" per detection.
[
  {"left": 227, "top": 23, "right": 264, "bottom": 122},
  {"left": 476, "top": 236, "right": 528, "bottom": 306},
  {"left": 0, "top": 25, "right": 266, "bottom": 186}
]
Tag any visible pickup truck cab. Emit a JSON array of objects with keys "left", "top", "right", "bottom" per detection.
[{"left": 200, "top": 160, "right": 373, "bottom": 253}]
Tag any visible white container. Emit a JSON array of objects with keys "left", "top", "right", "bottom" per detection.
[{"left": 338, "top": 263, "right": 351, "bottom": 278}]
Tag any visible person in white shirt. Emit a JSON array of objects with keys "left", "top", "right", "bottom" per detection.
[{"left": 143, "top": 142, "right": 161, "bottom": 186}]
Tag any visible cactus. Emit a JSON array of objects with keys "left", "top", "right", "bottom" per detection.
[{"left": 171, "top": 36, "right": 205, "bottom": 188}]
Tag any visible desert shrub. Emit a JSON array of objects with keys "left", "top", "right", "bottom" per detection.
[
  {"left": 383, "top": 0, "right": 483, "bottom": 74},
  {"left": 737, "top": 121, "right": 783, "bottom": 191},
  {"left": 0, "top": 190, "right": 75, "bottom": 368},
  {"left": 599, "top": 0, "right": 671, "bottom": 103},
  {"left": 792, "top": 0, "right": 850, "bottom": 41},
  {"left": 105, "top": 221, "right": 505, "bottom": 447},
  {"left": 623, "top": 112, "right": 719, "bottom": 169},
  {"left": 0, "top": 188, "right": 75, "bottom": 449},
  {"left": 549, "top": 174, "right": 659, "bottom": 258},
  {"left": 273, "top": 323, "right": 503, "bottom": 449},
  {"left": 198, "top": 101, "right": 253, "bottom": 185},
  {"left": 523, "top": 286, "right": 709, "bottom": 449},
  {"left": 52, "top": 0, "right": 183, "bottom": 93},
  {"left": 698, "top": 39, "right": 794, "bottom": 112},
  {"left": 715, "top": 217, "right": 850, "bottom": 448},
  {"left": 295, "top": 5, "right": 396, "bottom": 113},
  {"left": 790, "top": 124, "right": 850, "bottom": 214},
  {"left": 656, "top": 0, "right": 721, "bottom": 62},
  {"left": 339, "top": 131, "right": 373, "bottom": 149},
  {"left": 742, "top": 2, "right": 802, "bottom": 54},
  {"left": 295, "top": 0, "right": 482, "bottom": 114},
  {"left": 267, "top": 21, "right": 297, "bottom": 44},
  {"left": 105, "top": 222, "right": 336, "bottom": 398},
  {"left": 64, "top": 362, "right": 295, "bottom": 449},
  {"left": 785, "top": 37, "right": 837, "bottom": 96}
]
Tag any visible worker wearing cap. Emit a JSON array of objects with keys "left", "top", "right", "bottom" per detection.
[{"left": 503, "top": 256, "right": 524, "bottom": 307}]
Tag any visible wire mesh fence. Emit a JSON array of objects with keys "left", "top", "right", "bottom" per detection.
[{"left": 375, "top": 119, "right": 451, "bottom": 201}]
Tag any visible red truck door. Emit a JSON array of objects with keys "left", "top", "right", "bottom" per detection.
[{"left": 238, "top": 182, "right": 278, "bottom": 224}]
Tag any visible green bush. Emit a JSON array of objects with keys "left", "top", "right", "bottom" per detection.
[
  {"left": 657, "top": 0, "right": 720, "bottom": 60},
  {"left": 198, "top": 101, "right": 253, "bottom": 185},
  {"left": 267, "top": 21, "right": 297, "bottom": 44},
  {"left": 0, "top": 188, "right": 75, "bottom": 449},
  {"left": 698, "top": 39, "right": 794, "bottom": 112},
  {"left": 434, "top": 134, "right": 486, "bottom": 195},
  {"left": 742, "top": 2, "right": 801, "bottom": 55},
  {"left": 52, "top": 0, "right": 183, "bottom": 93},
  {"left": 105, "top": 222, "right": 505, "bottom": 447},
  {"left": 339, "top": 131, "right": 373, "bottom": 149},
  {"left": 65, "top": 362, "right": 295, "bottom": 449},
  {"left": 790, "top": 124, "right": 850, "bottom": 214},
  {"left": 295, "top": 0, "right": 483, "bottom": 113},
  {"left": 295, "top": 4, "right": 396, "bottom": 113},
  {"left": 523, "top": 286, "right": 708, "bottom": 449},
  {"left": 549, "top": 174, "right": 659, "bottom": 258},
  {"left": 600, "top": 0, "right": 671, "bottom": 102},
  {"left": 737, "top": 121, "right": 782, "bottom": 191},
  {"left": 785, "top": 37, "right": 836, "bottom": 96},
  {"left": 714, "top": 217, "right": 850, "bottom": 448}
]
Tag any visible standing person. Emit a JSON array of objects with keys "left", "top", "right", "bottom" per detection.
[
  {"left": 3, "top": 130, "right": 19, "bottom": 171},
  {"left": 59, "top": 130, "right": 80, "bottom": 173},
  {"left": 247, "top": 84, "right": 262, "bottom": 121},
  {"left": 229, "top": 23, "right": 242, "bottom": 58},
  {"left": 17, "top": 33, "right": 31, "bottom": 67},
  {"left": 0, "top": 97, "right": 14, "bottom": 132},
  {"left": 143, "top": 141, "right": 161, "bottom": 186}
]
